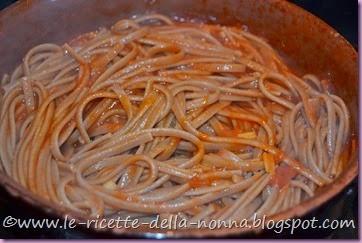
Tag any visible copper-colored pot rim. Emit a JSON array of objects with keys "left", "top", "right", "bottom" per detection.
[{"left": 0, "top": 0, "right": 358, "bottom": 238}]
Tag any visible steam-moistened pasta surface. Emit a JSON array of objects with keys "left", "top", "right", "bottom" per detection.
[{"left": 0, "top": 14, "right": 352, "bottom": 225}]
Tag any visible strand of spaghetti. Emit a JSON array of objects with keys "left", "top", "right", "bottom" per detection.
[
  {"left": 253, "top": 186, "right": 279, "bottom": 217},
  {"left": 218, "top": 174, "right": 271, "bottom": 220},
  {"left": 217, "top": 108, "right": 275, "bottom": 145},
  {"left": 76, "top": 172, "right": 262, "bottom": 213}
]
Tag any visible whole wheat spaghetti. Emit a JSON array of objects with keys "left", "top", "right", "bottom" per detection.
[{"left": 0, "top": 14, "right": 352, "bottom": 224}]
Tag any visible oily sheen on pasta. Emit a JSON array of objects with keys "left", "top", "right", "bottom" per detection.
[{"left": 0, "top": 14, "right": 351, "bottom": 224}]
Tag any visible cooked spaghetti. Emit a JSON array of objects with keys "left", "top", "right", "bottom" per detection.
[{"left": 0, "top": 14, "right": 352, "bottom": 224}]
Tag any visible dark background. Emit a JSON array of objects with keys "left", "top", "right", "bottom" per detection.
[{"left": 0, "top": 0, "right": 358, "bottom": 239}]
